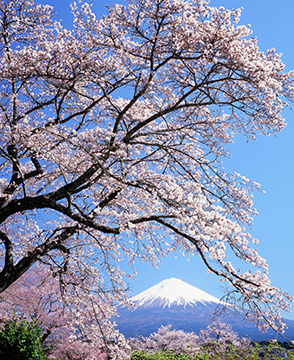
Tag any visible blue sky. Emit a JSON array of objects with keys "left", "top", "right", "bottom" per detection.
[{"left": 42, "top": 0, "right": 294, "bottom": 318}]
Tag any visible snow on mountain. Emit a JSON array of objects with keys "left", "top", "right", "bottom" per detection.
[{"left": 130, "top": 278, "right": 221, "bottom": 308}]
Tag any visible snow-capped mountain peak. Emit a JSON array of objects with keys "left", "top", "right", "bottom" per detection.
[
  {"left": 130, "top": 278, "right": 221, "bottom": 308},
  {"left": 115, "top": 278, "right": 294, "bottom": 339}
]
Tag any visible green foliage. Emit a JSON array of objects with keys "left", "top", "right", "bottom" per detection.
[
  {"left": 129, "top": 343, "right": 294, "bottom": 360},
  {"left": 0, "top": 319, "right": 49, "bottom": 360}
]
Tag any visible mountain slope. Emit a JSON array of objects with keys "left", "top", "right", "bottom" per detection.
[{"left": 114, "top": 278, "right": 294, "bottom": 340}]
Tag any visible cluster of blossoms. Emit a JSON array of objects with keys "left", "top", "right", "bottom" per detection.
[{"left": 128, "top": 321, "right": 251, "bottom": 356}]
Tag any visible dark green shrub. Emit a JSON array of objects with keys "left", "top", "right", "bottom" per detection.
[{"left": 0, "top": 319, "right": 49, "bottom": 360}]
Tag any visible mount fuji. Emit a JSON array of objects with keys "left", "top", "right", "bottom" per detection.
[{"left": 114, "top": 278, "right": 294, "bottom": 340}]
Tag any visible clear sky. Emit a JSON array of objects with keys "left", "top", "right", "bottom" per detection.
[{"left": 41, "top": 0, "right": 294, "bottom": 319}]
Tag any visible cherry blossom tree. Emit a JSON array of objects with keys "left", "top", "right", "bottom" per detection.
[
  {"left": 129, "top": 325, "right": 200, "bottom": 354},
  {"left": 128, "top": 322, "right": 251, "bottom": 355},
  {"left": 0, "top": 264, "right": 66, "bottom": 341},
  {"left": 0, "top": 0, "right": 293, "bottom": 339},
  {"left": 0, "top": 263, "right": 129, "bottom": 360},
  {"left": 198, "top": 319, "right": 251, "bottom": 350}
]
